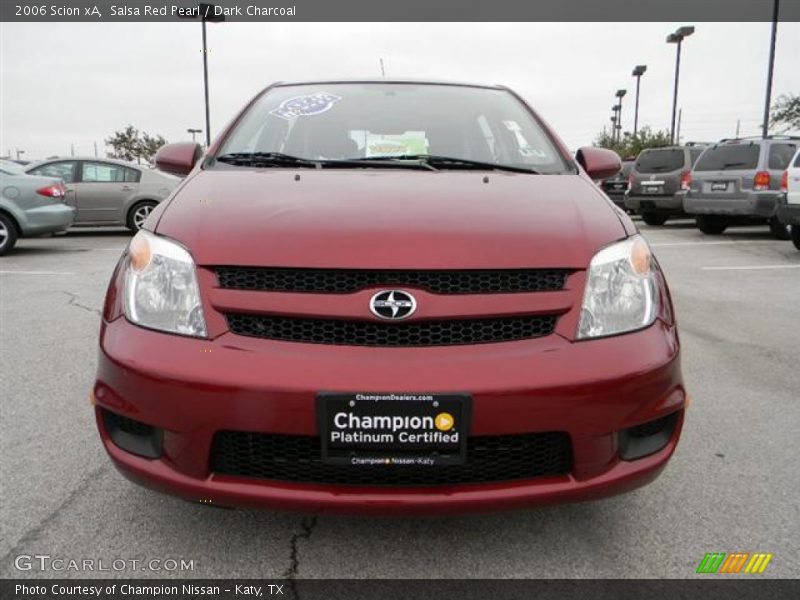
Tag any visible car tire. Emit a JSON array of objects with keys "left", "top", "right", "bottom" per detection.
[
  {"left": 641, "top": 212, "right": 669, "bottom": 226},
  {"left": 768, "top": 216, "right": 791, "bottom": 241},
  {"left": 127, "top": 201, "right": 158, "bottom": 232},
  {"left": 695, "top": 215, "right": 728, "bottom": 235},
  {"left": 0, "top": 213, "right": 19, "bottom": 256},
  {"left": 792, "top": 225, "right": 800, "bottom": 251}
]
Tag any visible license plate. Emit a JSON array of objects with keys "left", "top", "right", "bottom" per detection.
[
  {"left": 613, "top": 183, "right": 625, "bottom": 190},
  {"left": 711, "top": 181, "right": 729, "bottom": 191},
  {"left": 643, "top": 186, "right": 663, "bottom": 194},
  {"left": 318, "top": 392, "right": 470, "bottom": 466}
]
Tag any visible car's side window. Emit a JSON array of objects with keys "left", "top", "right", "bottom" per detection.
[
  {"left": 30, "top": 161, "right": 77, "bottom": 183},
  {"left": 81, "top": 162, "right": 134, "bottom": 183},
  {"left": 768, "top": 144, "right": 797, "bottom": 170}
]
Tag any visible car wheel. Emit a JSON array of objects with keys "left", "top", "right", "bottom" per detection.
[
  {"left": 127, "top": 201, "right": 158, "bottom": 231},
  {"left": 0, "top": 213, "right": 19, "bottom": 256},
  {"left": 768, "top": 216, "right": 791, "bottom": 241},
  {"left": 792, "top": 225, "right": 800, "bottom": 251},
  {"left": 641, "top": 212, "right": 669, "bottom": 226},
  {"left": 695, "top": 215, "right": 728, "bottom": 235}
]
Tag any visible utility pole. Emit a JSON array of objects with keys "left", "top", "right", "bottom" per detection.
[
  {"left": 379, "top": 58, "right": 385, "bottom": 77},
  {"left": 736, "top": 119, "right": 741, "bottom": 137},
  {"left": 94, "top": 141, "right": 98, "bottom": 157},
  {"left": 762, "top": 0, "right": 780, "bottom": 138},
  {"left": 70, "top": 144, "right": 75, "bottom": 157},
  {"left": 676, "top": 108, "right": 682, "bottom": 145},
  {"left": 15, "top": 149, "right": 25, "bottom": 160}
]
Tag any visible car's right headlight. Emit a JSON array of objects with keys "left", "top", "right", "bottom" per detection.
[
  {"left": 123, "top": 230, "right": 207, "bottom": 338},
  {"left": 577, "top": 235, "right": 659, "bottom": 340}
]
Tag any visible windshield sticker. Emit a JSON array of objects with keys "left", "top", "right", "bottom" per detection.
[
  {"left": 364, "top": 132, "right": 429, "bottom": 157},
  {"left": 269, "top": 92, "right": 341, "bottom": 120},
  {"left": 503, "top": 121, "right": 546, "bottom": 159}
]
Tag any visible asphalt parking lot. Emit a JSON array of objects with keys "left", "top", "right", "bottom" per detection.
[{"left": 1, "top": 220, "right": 798, "bottom": 579}]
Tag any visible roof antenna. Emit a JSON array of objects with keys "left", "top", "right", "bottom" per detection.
[{"left": 379, "top": 58, "right": 386, "bottom": 77}]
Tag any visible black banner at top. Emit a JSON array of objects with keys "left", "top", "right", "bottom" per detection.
[{"left": 2, "top": 0, "right": 800, "bottom": 22}]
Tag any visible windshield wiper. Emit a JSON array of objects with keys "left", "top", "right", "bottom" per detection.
[
  {"left": 343, "top": 154, "right": 541, "bottom": 174},
  {"left": 215, "top": 152, "right": 434, "bottom": 171},
  {"left": 216, "top": 152, "right": 321, "bottom": 168}
]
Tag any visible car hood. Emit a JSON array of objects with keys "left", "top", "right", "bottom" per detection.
[{"left": 154, "top": 169, "right": 626, "bottom": 269}]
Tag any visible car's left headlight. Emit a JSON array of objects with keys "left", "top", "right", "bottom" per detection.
[
  {"left": 123, "top": 230, "right": 207, "bottom": 338},
  {"left": 577, "top": 235, "right": 659, "bottom": 340}
]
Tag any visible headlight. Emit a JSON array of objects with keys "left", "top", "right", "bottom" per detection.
[
  {"left": 123, "top": 230, "right": 207, "bottom": 337},
  {"left": 577, "top": 235, "right": 659, "bottom": 340}
]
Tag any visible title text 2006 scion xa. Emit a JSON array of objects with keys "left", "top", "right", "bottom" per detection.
[{"left": 94, "top": 81, "right": 685, "bottom": 514}]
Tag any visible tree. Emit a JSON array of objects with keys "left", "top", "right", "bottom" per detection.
[
  {"left": 593, "top": 126, "right": 672, "bottom": 160},
  {"left": 770, "top": 94, "right": 800, "bottom": 134},
  {"left": 105, "top": 126, "right": 168, "bottom": 164},
  {"left": 139, "top": 132, "right": 168, "bottom": 164},
  {"left": 106, "top": 125, "right": 140, "bottom": 162}
]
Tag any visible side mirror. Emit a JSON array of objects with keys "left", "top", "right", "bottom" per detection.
[
  {"left": 575, "top": 146, "right": 622, "bottom": 181},
  {"left": 154, "top": 142, "right": 203, "bottom": 177}
]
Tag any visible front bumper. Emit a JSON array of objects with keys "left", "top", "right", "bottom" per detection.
[
  {"left": 625, "top": 193, "right": 684, "bottom": 214},
  {"left": 777, "top": 194, "right": 800, "bottom": 225},
  {"left": 94, "top": 317, "right": 685, "bottom": 515},
  {"left": 683, "top": 190, "right": 781, "bottom": 217}
]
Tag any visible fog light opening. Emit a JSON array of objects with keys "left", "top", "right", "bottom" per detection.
[
  {"left": 101, "top": 408, "right": 163, "bottom": 459},
  {"left": 618, "top": 412, "right": 680, "bottom": 461}
]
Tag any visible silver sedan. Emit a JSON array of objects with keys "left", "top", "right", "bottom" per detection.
[
  {"left": 0, "top": 159, "right": 76, "bottom": 255},
  {"left": 26, "top": 157, "right": 180, "bottom": 230}
]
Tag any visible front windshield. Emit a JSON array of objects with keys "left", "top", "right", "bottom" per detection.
[{"left": 217, "top": 83, "right": 571, "bottom": 174}]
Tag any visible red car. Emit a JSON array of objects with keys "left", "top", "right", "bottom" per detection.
[{"left": 93, "top": 80, "right": 685, "bottom": 515}]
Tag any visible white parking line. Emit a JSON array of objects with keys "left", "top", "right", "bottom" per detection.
[
  {"left": 701, "top": 265, "right": 800, "bottom": 271},
  {"left": 0, "top": 270, "right": 76, "bottom": 275}
]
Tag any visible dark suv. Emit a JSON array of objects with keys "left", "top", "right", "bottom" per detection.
[
  {"left": 683, "top": 136, "right": 798, "bottom": 238},
  {"left": 625, "top": 144, "right": 707, "bottom": 226},
  {"left": 601, "top": 159, "right": 634, "bottom": 210}
]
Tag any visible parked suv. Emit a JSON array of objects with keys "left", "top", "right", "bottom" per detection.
[
  {"left": 625, "top": 144, "right": 707, "bottom": 225},
  {"left": 683, "top": 136, "right": 798, "bottom": 238},
  {"left": 93, "top": 80, "right": 685, "bottom": 514},
  {"left": 601, "top": 158, "right": 634, "bottom": 210},
  {"left": 777, "top": 148, "right": 800, "bottom": 251}
]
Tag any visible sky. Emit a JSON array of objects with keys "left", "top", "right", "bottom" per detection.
[{"left": 1, "top": 21, "right": 799, "bottom": 160}]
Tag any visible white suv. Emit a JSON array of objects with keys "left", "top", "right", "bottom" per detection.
[{"left": 777, "top": 148, "right": 800, "bottom": 251}]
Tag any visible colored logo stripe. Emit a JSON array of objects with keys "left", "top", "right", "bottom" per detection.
[
  {"left": 745, "top": 553, "right": 773, "bottom": 574},
  {"left": 697, "top": 552, "right": 773, "bottom": 574},
  {"left": 697, "top": 553, "right": 726, "bottom": 574}
]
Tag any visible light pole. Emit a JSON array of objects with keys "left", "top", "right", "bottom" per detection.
[
  {"left": 762, "top": 0, "right": 780, "bottom": 138},
  {"left": 611, "top": 105, "right": 620, "bottom": 143},
  {"left": 610, "top": 115, "right": 618, "bottom": 143},
  {"left": 631, "top": 65, "right": 647, "bottom": 137},
  {"left": 179, "top": 5, "right": 225, "bottom": 147},
  {"left": 667, "top": 26, "right": 695, "bottom": 144},
  {"left": 187, "top": 128, "right": 203, "bottom": 143},
  {"left": 615, "top": 89, "right": 627, "bottom": 141}
]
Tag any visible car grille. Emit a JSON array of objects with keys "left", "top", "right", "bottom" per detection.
[
  {"left": 216, "top": 267, "right": 570, "bottom": 294},
  {"left": 225, "top": 314, "right": 557, "bottom": 347},
  {"left": 211, "top": 431, "right": 573, "bottom": 486}
]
